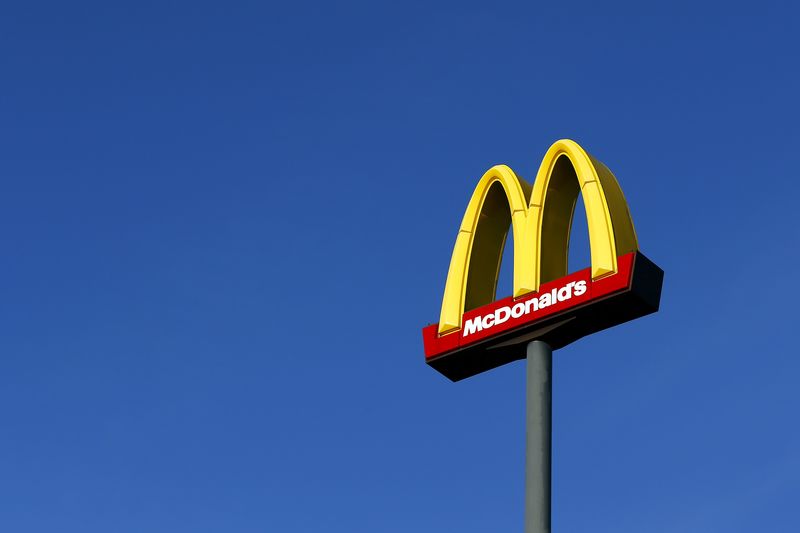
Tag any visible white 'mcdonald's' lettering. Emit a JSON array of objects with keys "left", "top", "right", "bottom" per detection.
[{"left": 462, "top": 279, "right": 588, "bottom": 338}]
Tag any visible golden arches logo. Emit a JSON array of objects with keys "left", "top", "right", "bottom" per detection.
[{"left": 438, "top": 139, "right": 639, "bottom": 335}]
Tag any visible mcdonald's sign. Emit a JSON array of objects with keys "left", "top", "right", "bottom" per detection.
[{"left": 422, "top": 139, "right": 663, "bottom": 381}]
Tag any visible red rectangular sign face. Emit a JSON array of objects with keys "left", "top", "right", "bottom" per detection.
[{"left": 422, "top": 253, "right": 636, "bottom": 360}]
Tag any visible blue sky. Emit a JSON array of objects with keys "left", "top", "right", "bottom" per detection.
[{"left": 1, "top": 1, "right": 799, "bottom": 532}]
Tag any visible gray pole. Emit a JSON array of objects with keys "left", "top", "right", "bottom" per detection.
[{"left": 525, "top": 340, "right": 552, "bottom": 533}]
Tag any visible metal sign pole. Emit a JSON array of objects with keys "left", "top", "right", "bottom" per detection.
[{"left": 525, "top": 340, "right": 552, "bottom": 533}]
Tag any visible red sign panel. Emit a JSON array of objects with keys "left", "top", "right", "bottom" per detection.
[
  {"left": 423, "top": 253, "right": 634, "bottom": 359},
  {"left": 422, "top": 251, "right": 661, "bottom": 381}
]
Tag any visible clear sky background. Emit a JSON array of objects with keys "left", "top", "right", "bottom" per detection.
[{"left": 2, "top": 1, "right": 799, "bottom": 532}]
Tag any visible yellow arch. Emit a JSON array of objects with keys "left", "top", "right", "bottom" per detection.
[{"left": 438, "top": 139, "right": 638, "bottom": 335}]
